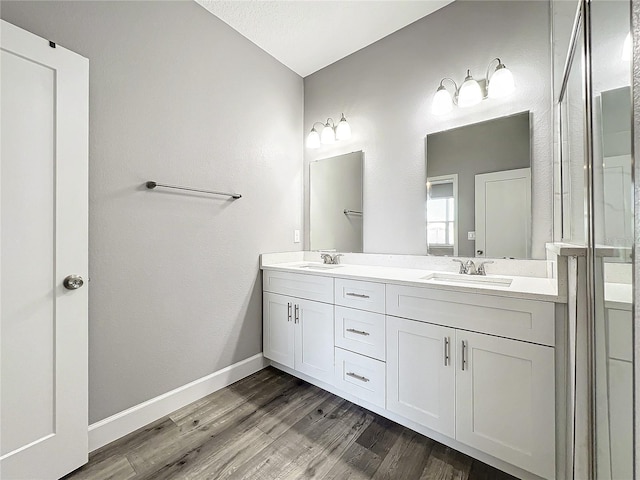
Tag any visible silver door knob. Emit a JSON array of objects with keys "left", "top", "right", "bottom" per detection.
[{"left": 63, "top": 275, "right": 84, "bottom": 290}]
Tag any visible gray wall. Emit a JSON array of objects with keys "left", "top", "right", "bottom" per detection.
[
  {"left": 303, "top": 0, "right": 552, "bottom": 258},
  {"left": 426, "top": 112, "right": 530, "bottom": 256},
  {"left": 1, "top": 1, "right": 303, "bottom": 423}
]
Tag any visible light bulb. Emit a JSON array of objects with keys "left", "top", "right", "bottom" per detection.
[
  {"left": 458, "top": 70, "right": 483, "bottom": 108},
  {"left": 622, "top": 32, "right": 631, "bottom": 61},
  {"left": 431, "top": 85, "right": 453, "bottom": 115},
  {"left": 487, "top": 63, "right": 515, "bottom": 99},
  {"left": 306, "top": 128, "right": 320, "bottom": 148},
  {"left": 321, "top": 123, "right": 335, "bottom": 144},
  {"left": 335, "top": 114, "right": 351, "bottom": 140}
]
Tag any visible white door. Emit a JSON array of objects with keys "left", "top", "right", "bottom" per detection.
[
  {"left": 263, "top": 292, "right": 294, "bottom": 368},
  {"left": 1, "top": 20, "right": 88, "bottom": 480},
  {"left": 455, "top": 331, "right": 555, "bottom": 480},
  {"left": 475, "top": 168, "right": 531, "bottom": 258},
  {"left": 386, "top": 316, "right": 455, "bottom": 437},
  {"left": 294, "top": 298, "right": 334, "bottom": 384}
]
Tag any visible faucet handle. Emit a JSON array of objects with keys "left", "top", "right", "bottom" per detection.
[
  {"left": 477, "top": 260, "right": 494, "bottom": 276},
  {"left": 320, "top": 253, "right": 333, "bottom": 264},
  {"left": 452, "top": 259, "right": 466, "bottom": 274}
]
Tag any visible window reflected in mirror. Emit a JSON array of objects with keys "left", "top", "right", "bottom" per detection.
[{"left": 426, "top": 175, "right": 457, "bottom": 255}]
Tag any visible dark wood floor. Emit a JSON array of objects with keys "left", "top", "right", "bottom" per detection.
[{"left": 63, "top": 367, "right": 519, "bottom": 480}]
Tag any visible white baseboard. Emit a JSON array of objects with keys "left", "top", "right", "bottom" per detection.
[{"left": 88, "top": 353, "right": 268, "bottom": 452}]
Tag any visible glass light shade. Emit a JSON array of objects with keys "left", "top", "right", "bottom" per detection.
[
  {"left": 622, "top": 32, "right": 631, "bottom": 61},
  {"left": 487, "top": 65, "right": 515, "bottom": 99},
  {"left": 321, "top": 124, "right": 335, "bottom": 144},
  {"left": 457, "top": 72, "right": 483, "bottom": 108},
  {"left": 335, "top": 115, "right": 351, "bottom": 140},
  {"left": 431, "top": 86, "right": 453, "bottom": 115},
  {"left": 306, "top": 129, "right": 320, "bottom": 148}
]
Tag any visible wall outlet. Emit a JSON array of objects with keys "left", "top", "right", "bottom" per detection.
[
  {"left": 294, "top": 230, "right": 300, "bottom": 243},
  {"left": 467, "top": 231, "right": 476, "bottom": 240}
]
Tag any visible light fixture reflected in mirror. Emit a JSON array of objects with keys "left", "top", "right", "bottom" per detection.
[
  {"left": 431, "top": 58, "right": 515, "bottom": 115},
  {"left": 306, "top": 114, "right": 351, "bottom": 148}
]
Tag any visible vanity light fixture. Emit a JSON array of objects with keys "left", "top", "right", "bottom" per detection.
[
  {"left": 458, "top": 70, "right": 483, "bottom": 107},
  {"left": 306, "top": 114, "right": 351, "bottom": 148},
  {"left": 431, "top": 58, "right": 515, "bottom": 115},
  {"left": 486, "top": 58, "right": 515, "bottom": 99}
]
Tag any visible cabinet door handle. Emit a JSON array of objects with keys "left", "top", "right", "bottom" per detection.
[
  {"left": 294, "top": 304, "right": 299, "bottom": 324},
  {"left": 461, "top": 340, "right": 467, "bottom": 371},
  {"left": 346, "top": 372, "right": 370, "bottom": 383},
  {"left": 287, "top": 302, "right": 292, "bottom": 322},
  {"left": 346, "top": 328, "right": 370, "bottom": 336},
  {"left": 346, "top": 292, "right": 370, "bottom": 299},
  {"left": 444, "top": 336, "right": 450, "bottom": 366}
]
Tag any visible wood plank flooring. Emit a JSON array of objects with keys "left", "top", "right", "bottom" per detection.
[{"left": 63, "top": 367, "right": 519, "bottom": 480}]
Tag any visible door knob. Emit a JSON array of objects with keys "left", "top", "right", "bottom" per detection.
[{"left": 63, "top": 275, "right": 84, "bottom": 290}]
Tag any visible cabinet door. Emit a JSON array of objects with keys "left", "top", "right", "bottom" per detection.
[
  {"left": 455, "top": 331, "right": 555, "bottom": 480},
  {"left": 294, "top": 298, "right": 334, "bottom": 384},
  {"left": 386, "top": 316, "right": 455, "bottom": 437},
  {"left": 263, "top": 292, "right": 294, "bottom": 368}
]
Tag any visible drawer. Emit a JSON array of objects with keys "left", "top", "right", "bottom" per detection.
[
  {"left": 335, "top": 306, "right": 385, "bottom": 361},
  {"left": 335, "top": 278, "right": 385, "bottom": 313},
  {"left": 263, "top": 270, "right": 333, "bottom": 303},
  {"left": 386, "top": 284, "right": 555, "bottom": 346},
  {"left": 334, "top": 348, "right": 385, "bottom": 408}
]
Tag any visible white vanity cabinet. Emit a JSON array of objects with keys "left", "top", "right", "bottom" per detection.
[
  {"left": 456, "top": 331, "right": 555, "bottom": 480},
  {"left": 333, "top": 279, "right": 387, "bottom": 408},
  {"left": 263, "top": 271, "right": 335, "bottom": 384},
  {"left": 262, "top": 263, "right": 560, "bottom": 480},
  {"left": 385, "top": 284, "right": 556, "bottom": 480},
  {"left": 386, "top": 316, "right": 456, "bottom": 437}
]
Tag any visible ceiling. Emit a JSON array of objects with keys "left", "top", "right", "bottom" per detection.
[{"left": 195, "top": 1, "right": 454, "bottom": 77}]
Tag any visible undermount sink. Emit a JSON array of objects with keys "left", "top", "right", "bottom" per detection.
[
  {"left": 296, "top": 263, "right": 343, "bottom": 270},
  {"left": 421, "top": 272, "right": 513, "bottom": 287}
]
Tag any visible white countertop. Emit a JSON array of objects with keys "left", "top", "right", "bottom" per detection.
[{"left": 261, "top": 260, "right": 564, "bottom": 303}]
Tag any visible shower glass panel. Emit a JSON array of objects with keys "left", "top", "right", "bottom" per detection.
[
  {"left": 590, "top": 1, "right": 633, "bottom": 478},
  {"left": 560, "top": 25, "right": 586, "bottom": 243}
]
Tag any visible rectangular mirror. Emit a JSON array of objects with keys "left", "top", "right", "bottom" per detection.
[
  {"left": 425, "top": 111, "right": 531, "bottom": 258},
  {"left": 309, "top": 151, "right": 363, "bottom": 252}
]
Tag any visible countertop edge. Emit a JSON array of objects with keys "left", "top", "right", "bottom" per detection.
[{"left": 260, "top": 264, "right": 566, "bottom": 304}]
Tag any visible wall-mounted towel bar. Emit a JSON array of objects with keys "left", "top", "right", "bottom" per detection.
[
  {"left": 145, "top": 181, "right": 241, "bottom": 199},
  {"left": 344, "top": 209, "right": 363, "bottom": 216}
]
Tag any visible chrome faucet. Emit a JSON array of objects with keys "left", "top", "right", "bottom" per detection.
[
  {"left": 321, "top": 253, "right": 343, "bottom": 265},
  {"left": 452, "top": 259, "right": 494, "bottom": 276}
]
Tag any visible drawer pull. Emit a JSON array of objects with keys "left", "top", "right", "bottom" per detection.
[
  {"left": 294, "top": 304, "right": 300, "bottom": 324},
  {"left": 346, "top": 328, "right": 370, "bottom": 336},
  {"left": 346, "top": 292, "right": 370, "bottom": 299},
  {"left": 287, "top": 302, "right": 292, "bottom": 322},
  {"left": 346, "top": 372, "right": 370, "bottom": 382}
]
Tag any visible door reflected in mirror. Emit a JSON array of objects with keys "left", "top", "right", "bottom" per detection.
[
  {"left": 309, "top": 151, "right": 363, "bottom": 252},
  {"left": 425, "top": 111, "right": 531, "bottom": 258}
]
